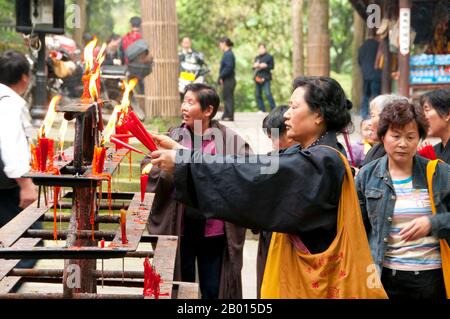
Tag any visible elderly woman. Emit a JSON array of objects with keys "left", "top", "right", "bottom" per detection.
[
  {"left": 362, "top": 94, "right": 409, "bottom": 166},
  {"left": 356, "top": 101, "right": 450, "bottom": 299},
  {"left": 141, "top": 83, "right": 250, "bottom": 300},
  {"left": 151, "top": 76, "right": 350, "bottom": 250},
  {"left": 150, "top": 76, "right": 388, "bottom": 298},
  {"left": 420, "top": 89, "right": 450, "bottom": 163}
]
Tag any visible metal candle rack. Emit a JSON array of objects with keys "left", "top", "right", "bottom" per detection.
[{"left": 0, "top": 101, "right": 193, "bottom": 299}]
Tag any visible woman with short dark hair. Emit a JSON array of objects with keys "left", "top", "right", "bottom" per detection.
[
  {"left": 141, "top": 83, "right": 250, "bottom": 299},
  {"left": 420, "top": 89, "right": 450, "bottom": 163},
  {"left": 356, "top": 101, "right": 450, "bottom": 299},
  {"left": 148, "top": 77, "right": 387, "bottom": 298}
]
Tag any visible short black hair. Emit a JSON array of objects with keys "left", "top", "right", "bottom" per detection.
[
  {"left": 263, "top": 105, "right": 289, "bottom": 137},
  {"left": 184, "top": 83, "right": 220, "bottom": 119},
  {"left": 0, "top": 50, "right": 30, "bottom": 86},
  {"left": 377, "top": 101, "right": 429, "bottom": 140},
  {"left": 420, "top": 89, "right": 450, "bottom": 118},
  {"left": 292, "top": 76, "right": 352, "bottom": 133},
  {"left": 219, "top": 37, "right": 234, "bottom": 47},
  {"left": 130, "top": 16, "right": 141, "bottom": 28}
]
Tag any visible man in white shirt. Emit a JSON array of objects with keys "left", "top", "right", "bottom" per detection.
[{"left": 0, "top": 50, "right": 37, "bottom": 228}]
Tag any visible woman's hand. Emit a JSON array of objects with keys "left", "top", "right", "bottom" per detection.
[
  {"left": 399, "top": 216, "right": 432, "bottom": 241},
  {"left": 151, "top": 134, "right": 186, "bottom": 150},
  {"left": 151, "top": 150, "right": 177, "bottom": 174}
]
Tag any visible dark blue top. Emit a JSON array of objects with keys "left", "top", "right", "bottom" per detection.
[
  {"left": 219, "top": 49, "right": 235, "bottom": 80},
  {"left": 358, "top": 39, "right": 382, "bottom": 81}
]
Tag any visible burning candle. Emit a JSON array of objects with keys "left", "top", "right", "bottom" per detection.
[
  {"left": 120, "top": 209, "right": 128, "bottom": 244},
  {"left": 92, "top": 146, "right": 107, "bottom": 175},
  {"left": 140, "top": 163, "right": 153, "bottom": 203}
]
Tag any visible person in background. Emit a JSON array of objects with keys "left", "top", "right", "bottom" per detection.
[
  {"left": 358, "top": 30, "right": 382, "bottom": 120},
  {"left": 179, "top": 37, "right": 206, "bottom": 72},
  {"left": 356, "top": 101, "right": 450, "bottom": 299},
  {"left": 0, "top": 50, "right": 37, "bottom": 228},
  {"left": 141, "top": 83, "right": 250, "bottom": 299},
  {"left": 255, "top": 104, "right": 294, "bottom": 298},
  {"left": 104, "top": 33, "right": 122, "bottom": 66},
  {"left": 420, "top": 89, "right": 450, "bottom": 163},
  {"left": 348, "top": 119, "right": 377, "bottom": 168},
  {"left": 121, "top": 16, "right": 142, "bottom": 65},
  {"left": 253, "top": 43, "right": 276, "bottom": 113},
  {"left": 361, "top": 94, "right": 409, "bottom": 166},
  {"left": 218, "top": 37, "right": 236, "bottom": 122}
]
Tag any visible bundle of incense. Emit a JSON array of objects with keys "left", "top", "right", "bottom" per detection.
[
  {"left": 418, "top": 144, "right": 437, "bottom": 160},
  {"left": 122, "top": 111, "right": 158, "bottom": 152}
]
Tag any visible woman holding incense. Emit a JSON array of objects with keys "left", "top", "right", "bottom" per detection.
[
  {"left": 141, "top": 83, "right": 251, "bottom": 299},
  {"left": 151, "top": 76, "right": 350, "bottom": 250},
  {"left": 420, "top": 89, "right": 450, "bottom": 164},
  {"left": 150, "top": 77, "right": 390, "bottom": 298}
]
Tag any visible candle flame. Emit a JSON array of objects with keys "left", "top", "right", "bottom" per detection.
[
  {"left": 39, "top": 95, "right": 62, "bottom": 138},
  {"left": 120, "top": 78, "right": 138, "bottom": 114},
  {"left": 101, "top": 78, "right": 138, "bottom": 144},
  {"left": 142, "top": 163, "right": 153, "bottom": 175},
  {"left": 83, "top": 37, "right": 97, "bottom": 74},
  {"left": 89, "top": 68, "right": 100, "bottom": 101},
  {"left": 58, "top": 119, "right": 69, "bottom": 152}
]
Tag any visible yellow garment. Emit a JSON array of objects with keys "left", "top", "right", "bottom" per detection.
[
  {"left": 261, "top": 147, "right": 388, "bottom": 299},
  {"left": 363, "top": 140, "right": 372, "bottom": 156},
  {"left": 426, "top": 160, "right": 450, "bottom": 299}
]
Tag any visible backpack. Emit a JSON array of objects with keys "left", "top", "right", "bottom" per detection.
[{"left": 125, "top": 39, "right": 153, "bottom": 80}]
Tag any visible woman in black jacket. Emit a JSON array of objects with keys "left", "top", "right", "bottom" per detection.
[
  {"left": 150, "top": 76, "right": 352, "bottom": 254},
  {"left": 218, "top": 37, "right": 236, "bottom": 121}
]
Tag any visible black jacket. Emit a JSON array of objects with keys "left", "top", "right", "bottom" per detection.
[
  {"left": 219, "top": 50, "right": 235, "bottom": 81},
  {"left": 358, "top": 39, "right": 381, "bottom": 81},
  {"left": 253, "top": 53, "right": 274, "bottom": 81},
  {"left": 173, "top": 132, "right": 347, "bottom": 254},
  {"left": 434, "top": 142, "right": 450, "bottom": 164},
  {"left": 361, "top": 143, "right": 386, "bottom": 167}
]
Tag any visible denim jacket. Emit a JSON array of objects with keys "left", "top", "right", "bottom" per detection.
[{"left": 355, "top": 155, "right": 450, "bottom": 273}]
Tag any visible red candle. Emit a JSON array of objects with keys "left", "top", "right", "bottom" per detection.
[
  {"left": 140, "top": 174, "right": 149, "bottom": 203},
  {"left": 97, "top": 146, "right": 106, "bottom": 173},
  {"left": 120, "top": 209, "right": 128, "bottom": 244},
  {"left": 39, "top": 137, "right": 49, "bottom": 172},
  {"left": 100, "top": 238, "right": 105, "bottom": 248}
]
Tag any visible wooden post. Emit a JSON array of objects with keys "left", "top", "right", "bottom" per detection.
[
  {"left": 63, "top": 187, "right": 97, "bottom": 297},
  {"left": 307, "top": 0, "right": 330, "bottom": 76},
  {"left": 292, "top": 0, "right": 304, "bottom": 78},
  {"left": 398, "top": 0, "right": 411, "bottom": 97},
  {"left": 351, "top": 10, "right": 365, "bottom": 114},
  {"left": 140, "top": 0, "right": 180, "bottom": 117},
  {"left": 381, "top": 36, "right": 392, "bottom": 94}
]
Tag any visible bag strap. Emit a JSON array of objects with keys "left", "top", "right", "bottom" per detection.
[{"left": 426, "top": 159, "right": 442, "bottom": 215}]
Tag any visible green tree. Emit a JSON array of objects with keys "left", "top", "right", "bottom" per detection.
[{"left": 330, "top": 0, "right": 354, "bottom": 73}]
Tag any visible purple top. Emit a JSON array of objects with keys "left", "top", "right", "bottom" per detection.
[{"left": 179, "top": 124, "right": 225, "bottom": 237}]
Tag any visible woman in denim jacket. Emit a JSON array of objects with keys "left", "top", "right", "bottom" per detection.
[{"left": 356, "top": 101, "right": 450, "bottom": 299}]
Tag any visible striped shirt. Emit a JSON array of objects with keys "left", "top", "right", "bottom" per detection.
[{"left": 383, "top": 176, "right": 442, "bottom": 271}]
